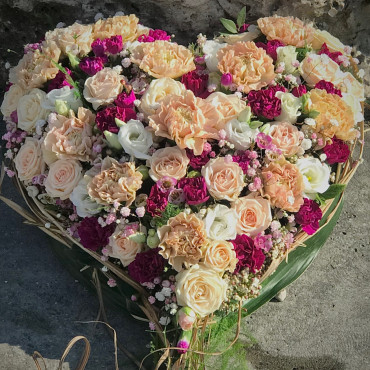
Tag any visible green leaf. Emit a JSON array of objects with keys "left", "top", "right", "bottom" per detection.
[
  {"left": 243, "top": 195, "right": 343, "bottom": 315},
  {"left": 220, "top": 18, "right": 238, "bottom": 34},
  {"left": 236, "top": 7, "right": 246, "bottom": 28},
  {"left": 67, "top": 52, "right": 80, "bottom": 69},
  {"left": 320, "top": 184, "right": 346, "bottom": 200},
  {"left": 249, "top": 120, "right": 263, "bottom": 129},
  {"left": 308, "top": 110, "right": 320, "bottom": 119}
]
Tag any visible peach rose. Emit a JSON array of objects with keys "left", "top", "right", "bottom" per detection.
[
  {"left": 217, "top": 41, "right": 275, "bottom": 94},
  {"left": 93, "top": 15, "right": 139, "bottom": 42},
  {"left": 139, "top": 77, "right": 186, "bottom": 117},
  {"left": 300, "top": 53, "right": 343, "bottom": 87},
  {"left": 205, "top": 92, "right": 247, "bottom": 130},
  {"left": 232, "top": 193, "right": 272, "bottom": 237},
  {"left": 175, "top": 264, "right": 228, "bottom": 317},
  {"left": 83, "top": 68, "right": 124, "bottom": 110},
  {"left": 43, "top": 107, "right": 95, "bottom": 162},
  {"left": 148, "top": 146, "right": 190, "bottom": 182},
  {"left": 87, "top": 158, "right": 142, "bottom": 206},
  {"left": 203, "top": 240, "right": 237, "bottom": 273},
  {"left": 1, "top": 84, "right": 25, "bottom": 118},
  {"left": 309, "top": 89, "right": 356, "bottom": 141},
  {"left": 108, "top": 226, "right": 143, "bottom": 267},
  {"left": 261, "top": 159, "right": 304, "bottom": 212},
  {"left": 9, "top": 48, "right": 60, "bottom": 92},
  {"left": 158, "top": 212, "right": 208, "bottom": 272},
  {"left": 131, "top": 40, "right": 196, "bottom": 79},
  {"left": 257, "top": 16, "right": 314, "bottom": 47},
  {"left": 201, "top": 157, "right": 244, "bottom": 201},
  {"left": 269, "top": 121, "right": 303, "bottom": 157},
  {"left": 14, "top": 138, "right": 44, "bottom": 182},
  {"left": 45, "top": 23, "right": 93, "bottom": 57},
  {"left": 44, "top": 159, "right": 82, "bottom": 200},
  {"left": 311, "top": 30, "right": 346, "bottom": 54},
  {"left": 148, "top": 90, "right": 219, "bottom": 155}
]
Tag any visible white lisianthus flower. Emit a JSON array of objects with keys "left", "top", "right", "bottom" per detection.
[
  {"left": 203, "top": 204, "right": 238, "bottom": 241},
  {"left": 275, "top": 92, "right": 302, "bottom": 124},
  {"left": 341, "top": 93, "right": 364, "bottom": 123},
  {"left": 43, "top": 86, "right": 83, "bottom": 113},
  {"left": 118, "top": 119, "right": 153, "bottom": 160},
  {"left": 276, "top": 46, "right": 298, "bottom": 75},
  {"left": 70, "top": 177, "right": 101, "bottom": 217},
  {"left": 202, "top": 40, "right": 227, "bottom": 72},
  {"left": 296, "top": 157, "right": 330, "bottom": 197},
  {"left": 225, "top": 118, "right": 259, "bottom": 150},
  {"left": 17, "top": 88, "right": 49, "bottom": 132}
]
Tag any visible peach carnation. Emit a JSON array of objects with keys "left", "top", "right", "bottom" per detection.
[
  {"left": 148, "top": 90, "right": 219, "bottom": 155},
  {"left": 257, "top": 16, "right": 314, "bottom": 47},
  {"left": 217, "top": 41, "right": 275, "bottom": 94},
  {"left": 232, "top": 193, "right": 272, "bottom": 237},
  {"left": 131, "top": 40, "right": 195, "bottom": 79},
  {"left": 158, "top": 212, "right": 208, "bottom": 272},
  {"left": 269, "top": 121, "right": 303, "bottom": 157},
  {"left": 87, "top": 158, "right": 142, "bottom": 206},
  {"left": 261, "top": 159, "right": 304, "bottom": 212},
  {"left": 93, "top": 14, "right": 139, "bottom": 42},
  {"left": 203, "top": 240, "right": 237, "bottom": 273},
  {"left": 309, "top": 89, "right": 356, "bottom": 141},
  {"left": 148, "top": 146, "right": 190, "bottom": 182}
]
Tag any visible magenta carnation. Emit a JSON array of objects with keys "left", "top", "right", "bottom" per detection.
[
  {"left": 314, "top": 80, "right": 342, "bottom": 97},
  {"left": 138, "top": 29, "right": 171, "bottom": 42},
  {"left": 231, "top": 234, "right": 266, "bottom": 274},
  {"left": 186, "top": 149, "right": 211, "bottom": 170},
  {"left": 47, "top": 69, "right": 72, "bottom": 92},
  {"left": 221, "top": 73, "right": 233, "bottom": 86},
  {"left": 238, "top": 23, "right": 250, "bottom": 33},
  {"left": 77, "top": 217, "right": 116, "bottom": 251},
  {"left": 292, "top": 85, "right": 307, "bottom": 97},
  {"left": 115, "top": 90, "right": 136, "bottom": 108},
  {"left": 318, "top": 43, "right": 343, "bottom": 65},
  {"left": 146, "top": 184, "right": 168, "bottom": 217},
  {"left": 181, "top": 70, "right": 210, "bottom": 98},
  {"left": 178, "top": 176, "right": 209, "bottom": 205},
  {"left": 295, "top": 198, "right": 322, "bottom": 235},
  {"left": 128, "top": 248, "right": 166, "bottom": 283},
  {"left": 256, "top": 39, "right": 285, "bottom": 61},
  {"left": 96, "top": 106, "right": 137, "bottom": 134},
  {"left": 104, "top": 35, "right": 123, "bottom": 54},
  {"left": 79, "top": 57, "right": 106, "bottom": 76},
  {"left": 232, "top": 150, "right": 251, "bottom": 174},
  {"left": 248, "top": 85, "right": 286, "bottom": 119},
  {"left": 91, "top": 38, "right": 106, "bottom": 57},
  {"left": 323, "top": 137, "right": 350, "bottom": 165}
]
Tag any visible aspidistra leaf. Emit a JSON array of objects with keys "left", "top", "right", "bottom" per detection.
[{"left": 220, "top": 18, "right": 238, "bottom": 34}]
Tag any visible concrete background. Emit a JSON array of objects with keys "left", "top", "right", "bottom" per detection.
[{"left": 0, "top": 1, "right": 369, "bottom": 369}]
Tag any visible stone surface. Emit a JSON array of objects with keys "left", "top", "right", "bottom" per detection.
[{"left": 0, "top": 2, "right": 369, "bottom": 369}]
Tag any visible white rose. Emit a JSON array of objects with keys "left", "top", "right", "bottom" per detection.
[
  {"left": 203, "top": 204, "right": 238, "bottom": 241},
  {"left": 202, "top": 40, "right": 227, "bottom": 72},
  {"left": 296, "top": 157, "right": 330, "bottom": 197},
  {"left": 1, "top": 84, "right": 25, "bottom": 117},
  {"left": 140, "top": 77, "right": 186, "bottom": 117},
  {"left": 175, "top": 264, "right": 227, "bottom": 317},
  {"left": 275, "top": 92, "right": 302, "bottom": 124},
  {"left": 42, "top": 86, "right": 83, "bottom": 112},
  {"left": 225, "top": 118, "right": 259, "bottom": 150},
  {"left": 118, "top": 119, "right": 153, "bottom": 159},
  {"left": 17, "top": 88, "right": 49, "bottom": 132},
  {"left": 276, "top": 46, "right": 298, "bottom": 75},
  {"left": 70, "top": 177, "right": 101, "bottom": 217}
]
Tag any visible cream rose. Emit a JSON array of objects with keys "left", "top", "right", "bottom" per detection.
[
  {"left": 336, "top": 72, "right": 365, "bottom": 102},
  {"left": 203, "top": 240, "right": 237, "bottom": 273},
  {"left": 232, "top": 193, "right": 272, "bottom": 237},
  {"left": 14, "top": 138, "right": 44, "bottom": 182},
  {"left": 175, "top": 264, "right": 228, "bottom": 317},
  {"left": 1, "top": 84, "right": 25, "bottom": 117},
  {"left": 269, "top": 121, "right": 303, "bottom": 157},
  {"left": 118, "top": 119, "right": 153, "bottom": 160},
  {"left": 83, "top": 68, "right": 123, "bottom": 110},
  {"left": 148, "top": 146, "right": 189, "bottom": 182},
  {"left": 201, "top": 157, "right": 244, "bottom": 201},
  {"left": 203, "top": 204, "right": 238, "bottom": 241},
  {"left": 276, "top": 46, "right": 298, "bottom": 75},
  {"left": 17, "top": 88, "right": 49, "bottom": 132},
  {"left": 44, "top": 159, "right": 82, "bottom": 200},
  {"left": 108, "top": 225, "right": 143, "bottom": 267},
  {"left": 225, "top": 118, "right": 259, "bottom": 150},
  {"left": 139, "top": 77, "right": 186, "bottom": 117},
  {"left": 311, "top": 30, "right": 346, "bottom": 54},
  {"left": 275, "top": 92, "right": 302, "bottom": 124}
]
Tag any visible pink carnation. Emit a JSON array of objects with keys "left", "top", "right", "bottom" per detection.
[
  {"left": 314, "top": 80, "right": 342, "bottom": 97},
  {"left": 232, "top": 150, "right": 252, "bottom": 174},
  {"left": 256, "top": 39, "right": 285, "bottom": 61},
  {"left": 138, "top": 29, "right": 171, "bottom": 42},
  {"left": 96, "top": 106, "right": 137, "bottom": 134},
  {"left": 104, "top": 35, "right": 123, "bottom": 54},
  {"left": 146, "top": 184, "right": 168, "bottom": 217},
  {"left": 181, "top": 70, "right": 210, "bottom": 98},
  {"left": 91, "top": 38, "right": 106, "bottom": 57},
  {"left": 323, "top": 137, "right": 350, "bottom": 165},
  {"left": 115, "top": 90, "right": 136, "bottom": 108},
  {"left": 47, "top": 69, "right": 72, "bottom": 92},
  {"left": 178, "top": 176, "right": 209, "bottom": 205},
  {"left": 295, "top": 198, "right": 322, "bottom": 235},
  {"left": 292, "top": 85, "right": 307, "bottom": 97},
  {"left": 256, "top": 132, "right": 273, "bottom": 150},
  {"left": 186, "top": 148, "right": 211, "bottom": 170},
  {"left": 318, "top": 43, "right": 343, "bottom": 65},
  {"left": 79, "top": 57, "right": 106, "bottom": 76}
]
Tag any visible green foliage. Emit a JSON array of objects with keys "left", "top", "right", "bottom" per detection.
[
  {"left": 152, "top": 204, "right": 183, "bottom": 228},
  {"left": 308, "top": 110, "right": 320, "bottom": 119},
  {"left": 320, "top": 184, "right": 346, "bottom": 200},
  {"left": 236, "top": 7, "right": 247, "bottom": 28},
  {"left": 220, "top": 18, "right": 238, "bottom": 34},
  {"left": 50, "top": 59, "right": 82, "bottom": 98},
  {"left": 296, "top": 45, "right": 312, "bottom": 62}
]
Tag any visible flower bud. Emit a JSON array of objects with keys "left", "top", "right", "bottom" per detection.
[
  {"left": 104, "top": 130, "right": 122, "bottom": 150},
  {"left": 147, "top": 229, "right": 160, "bottom": 248},
  {"left": 136, "top": 165, "right": 149, "bottom": 180},
  {"left": 176, "top": 307, "right": 196, "bottom": 331},
  {"left": 54, "top": 100, "right": 70, "bottom": 116},
  {"left": 177, "top": 330, "right": 192, "bottom": 354}
]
